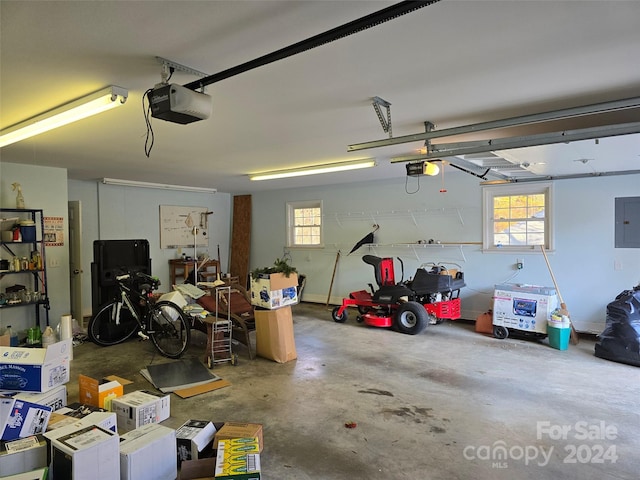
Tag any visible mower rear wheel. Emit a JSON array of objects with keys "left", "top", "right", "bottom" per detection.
[
  {"left": 395, "top": 301, "right": 428, "bottom": 335},
  {"left": 332, "top": 306, "right": 348, "bottom": 323}
]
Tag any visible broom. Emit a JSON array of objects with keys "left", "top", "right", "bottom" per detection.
[
  {"left": 540, "top": 246, "right": 579, "bottom": 345},
  {"left": 326, "top": 250, "right": 341, "bottom": 307}
]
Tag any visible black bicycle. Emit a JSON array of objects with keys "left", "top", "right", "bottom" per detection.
[{"left": 87, "top": 271, "right": 191, "bottom": 358}]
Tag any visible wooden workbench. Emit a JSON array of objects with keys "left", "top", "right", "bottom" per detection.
[{"left": 169, "top": 258, "right": 220, "bottom": 285}]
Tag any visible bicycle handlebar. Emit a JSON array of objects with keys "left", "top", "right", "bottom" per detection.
[{"left": 114, "top": 271, "right": 160, "bottom": 289}]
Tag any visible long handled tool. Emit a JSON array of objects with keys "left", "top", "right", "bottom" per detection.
[
  {"left": 540, "top": 246, "right": 579, "bottom": 345},
  {"left": 326, "top": 250, "right": 341, "bottom": 307}
]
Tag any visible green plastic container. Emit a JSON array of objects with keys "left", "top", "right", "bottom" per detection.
[{"left": 547, "top": 323, "right": 570, "bottom": 350}]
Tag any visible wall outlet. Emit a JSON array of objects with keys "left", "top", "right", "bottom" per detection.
[{"left": 516, "top": 258, "right": 524, "bottom": 270}]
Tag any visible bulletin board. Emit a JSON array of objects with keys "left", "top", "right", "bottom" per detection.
[{"left": 160, "top": 205, "right": 212, "bottom": 249}]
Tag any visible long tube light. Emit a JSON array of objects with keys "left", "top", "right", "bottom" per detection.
[
  {"left": 249, "top": 159, "right": 376, "bottom": 181},
  {"left": 102, "top": 178, "right": 216, "bottom": 193},
  {"left": 0, "top": 86, "right": 128, "bottom": 148}
]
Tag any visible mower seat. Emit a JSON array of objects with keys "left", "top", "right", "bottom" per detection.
[{"left": 362, "top": 255, "right": 396, "bottom": 287}]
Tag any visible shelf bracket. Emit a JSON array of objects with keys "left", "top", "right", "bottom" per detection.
[{"left": 372, "top": 96, "right": 392, "bottom": 138}]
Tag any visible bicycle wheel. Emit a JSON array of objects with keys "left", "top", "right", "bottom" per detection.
[
  {"left": 88, "top": 300, "right": 139, "bottom": 346},
  {"left": 148, "top": 301, "right": 191, "bottom": 358}
]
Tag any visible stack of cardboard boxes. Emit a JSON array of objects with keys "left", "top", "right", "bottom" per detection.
[
  {"left": 1, "top": 338, "right": 263, "bottom": 479},
  {"left": 250, "top": 272, "right": 298, "bottom": 364},
  {"left": 1, "top": 339, "right": 71, "bottom": 479}
]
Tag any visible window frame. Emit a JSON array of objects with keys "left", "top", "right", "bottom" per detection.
[
  {"left": 286, "top": 200, "right": 324, "bottom": 248},
  {"left": 482, "top": 182, "right": 554, "bottom": 252}
]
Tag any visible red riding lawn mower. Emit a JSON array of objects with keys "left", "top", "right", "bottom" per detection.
[{"left": 331, "top": 255, "right": 466, "bottom": 334}]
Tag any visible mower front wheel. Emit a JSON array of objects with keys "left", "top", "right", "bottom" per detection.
[
  {"left": 395, "top": 301, "right": 428, "bottom": 335},
  {"left": 332, "top": 306, "right": 348, "bottom": 323}
]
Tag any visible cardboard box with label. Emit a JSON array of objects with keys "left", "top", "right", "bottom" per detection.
[
  {"left": 0, "top": 397, "right": 52, "bottom": 441},
  {"left": 493, "top": 283, "right": 558, "bottom": 335},
  {"left": 46, "top": 410, "right": 117, "bottom": 435},
  {"left": 176, "top": 419, "right": 216, "bottom": 464},
  {"left": 213, "top": 422, "right": 263, "bottom": 452},
  {"left": 214, "top": 437, "right": 261, "bottom": 480},
  {"left": 250, "top": 273, "right": 298, "bottom": 309},
  {"left": 111, "top": 390, "right": 170, "bottom": 433},
  {"left": 0, "top": 339, "right": 71, "bottom": 393},
  {"left": 119, "top": 423, "right": 177, "bottom": 480},
  {"left": 78, "top": 375, "right": 123, "bottom": 409},
  {"left": 255, "top": 307, "right": 297, "bottom": 363},
  {"left": 0, "top": 435, "right": 48, "bottom": 477},
  {"left": 50, "top": 424, "right": 120, "bottom": 480},
  {"left": 0, "top": 384, "right": 67, "bottom": 412}
]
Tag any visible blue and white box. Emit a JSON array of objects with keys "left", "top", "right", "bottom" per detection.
[
  {"left": 0, "top": 339, "right": 71, "bottom": 393},
  {"left": 0, "top": 397, "right": 52, "bottom": 441}
]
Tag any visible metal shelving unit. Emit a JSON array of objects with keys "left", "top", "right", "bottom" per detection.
[{"left": 0, "top": 208, "right": 50, "bottom": 327}]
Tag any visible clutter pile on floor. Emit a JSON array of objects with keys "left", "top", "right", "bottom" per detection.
[{"left": 0, "top": 339, "right": 262, "bottom": 479}]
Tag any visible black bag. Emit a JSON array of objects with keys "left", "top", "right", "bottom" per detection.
[{"left": 594, "top": 285, "right": 640, "bottom": 367}]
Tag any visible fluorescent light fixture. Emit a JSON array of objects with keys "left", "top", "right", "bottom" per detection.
[
  {"left": 102, "top": 178, "right": 216, "bottom": 193},
  {"left": 0, "top": 86, "right": 128, "bottom": 148},
  {"left": 249, "top": 159, "right": 376, "bottom": 181}
]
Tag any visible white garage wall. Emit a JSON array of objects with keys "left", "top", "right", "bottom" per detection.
[
  {"left": 0, "top": 162, "right": 70, "bottom": 333},
  {"left": 68, "top": 180, "right": 231, "bottom": 318},
  {"left": 251, "top": 172, "right": 640, "bottom": 333},
  {"left": 2, "top": 161, "right": 637, "bottom": 335}
]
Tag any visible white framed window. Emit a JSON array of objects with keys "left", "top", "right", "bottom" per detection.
[
  {"left": 287, "top": 200, "right": 323, "bottom": 247},
  {"left": 482, "top": 182, "right": 554, "bottom": 252}
]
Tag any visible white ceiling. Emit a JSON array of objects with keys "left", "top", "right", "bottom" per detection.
[{"left": 2, "top": 0, "right": 640, "bottom": 194}]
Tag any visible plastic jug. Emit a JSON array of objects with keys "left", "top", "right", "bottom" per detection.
[
  {"left": 6, "top": 325, "right": 19, "bottom": 346},
  {"left": 42, "top": 326, "right": 57, "bottom": 348}
]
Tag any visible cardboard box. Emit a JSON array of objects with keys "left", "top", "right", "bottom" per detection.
[
  {"left": 250, "top": 273, "right": 298, "bottom": 309},
  {"left": 111, "top": 390, "right": 170, "bottom": 433},
  {"left": 180, "top": 457, "right": 216, "bottom": 480},
  {"left": 255, "top": 307, "right": 297, "bottom": 363},
  {"left": 0, "top": 332, "right": 10, "bottom": 347},
  {"left": 214, "top": 437, "right": 261, "bottom": 479},
  {"left": 0, "top": 384, "right": 67, "bottom": 415},
  {"left": 1, "top": 467, "right": 48, "bottom": 480},
  {"left": 493, "top": 284, "right": 558, "bottom": 335},
  {"left": 2, "top": 384, "right": 68, "bottom": 413},
  {"left": 50, "top": 424, "right": 119, "bottom": 480},
  {"left": 176, "top": 419, "right": 216, "bottom": 464},
  {"left": 78, "top": 375, "right": 123, "bottom": 409},
  {"left": 0, "top": 397, "right": 52, "bottom": 441},
  {"left": 46, "top": 410, "right": 117, "bottom": 435},
  {"left": 46, "top": 402, "right": 114, "bottom": 431},
  {"left": 213, "top": 422, "right": 263, "bottom": 452},
  {"left": 0, "top": 339, "right": 71, "bottom": 392},
  {"left": 0, "top": 435, "right": 48, "bottom": 477},
  {"left": 119, "top": 423, "right": 177, "bottom": 480}
]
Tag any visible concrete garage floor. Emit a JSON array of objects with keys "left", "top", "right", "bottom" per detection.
[{"left": 68, "top": 302, "right": 638, "bottom": 480}]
